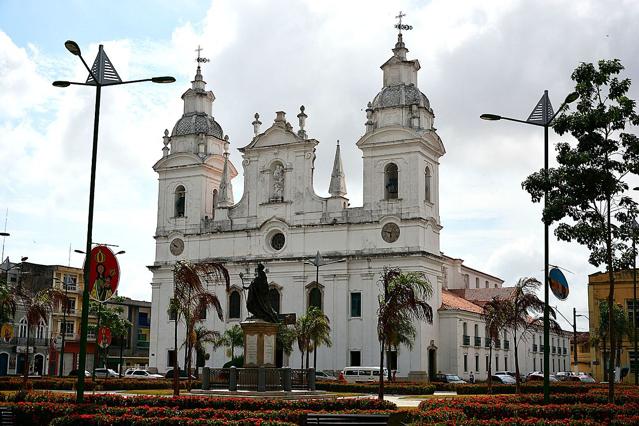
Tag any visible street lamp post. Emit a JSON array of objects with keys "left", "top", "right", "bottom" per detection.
[
  {"left": 304, "top": 251, "right": 346, "bottom": 369},
  {"left": 481, "top": 90, "right": 578, "bottom": 403},
  {"left": 53, "top": 40, "right": 174, "bottom": 402}
]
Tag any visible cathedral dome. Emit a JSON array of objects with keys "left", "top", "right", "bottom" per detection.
[
  {"left": 371, "top": 84, "right": 430, "bottom": 110},
  {"left": 171, "top": 112, "right": 224, "bottom": 138}
]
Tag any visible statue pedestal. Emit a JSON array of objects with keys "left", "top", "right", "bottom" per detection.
[{"left": 240, "top": 319, "right": 278, "bottom": 367}]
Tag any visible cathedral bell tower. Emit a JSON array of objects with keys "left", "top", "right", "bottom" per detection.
[
  {"left": 357, "top": 14, "right": 445, "bottom": 226},
  {"left": 153, "top": 47, "right": 237, "bottom": 239}
]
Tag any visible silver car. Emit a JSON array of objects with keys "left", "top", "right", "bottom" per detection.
[{"left": 94, "top": 368, "right": 119, "bottom": 378}]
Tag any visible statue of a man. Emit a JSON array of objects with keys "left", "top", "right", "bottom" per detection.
[{"left": 245, "top": 263, "right": 279, "bottom": 323}]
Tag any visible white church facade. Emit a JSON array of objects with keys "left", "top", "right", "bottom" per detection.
[{"left": 148, "top": 30, "right": 569, "bottom": 381}]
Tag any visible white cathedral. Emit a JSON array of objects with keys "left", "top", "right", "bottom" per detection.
[{"left": 149, "top": 30, "right": 571, "bottom": 381}]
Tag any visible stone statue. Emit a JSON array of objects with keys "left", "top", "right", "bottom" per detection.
[
  {"left": 272, "top": 164, "right": 284, "bottom": 201},
  {"left": 245, "top": 263, "right": 279, "bottom": 323}
]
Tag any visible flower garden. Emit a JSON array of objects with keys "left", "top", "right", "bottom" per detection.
[{"left": 0, "top": 382, "right": 637, "bottom": 425}]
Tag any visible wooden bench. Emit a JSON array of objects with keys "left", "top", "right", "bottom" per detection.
[
  {"left": 302, "top": 413, "right": 389, "bottom": 425},
  {"left": 0, "top": 407, "right": 15, "bottom": 426}
]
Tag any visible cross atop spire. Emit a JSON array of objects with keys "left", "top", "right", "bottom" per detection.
[
  {"left": 195, "top": 45, "right": 210, "bottom": 64},
  {"left": 394, "top": 11, "right": 413, "bottom": 34}
]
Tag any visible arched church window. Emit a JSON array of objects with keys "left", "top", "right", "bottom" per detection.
[
  {"left": 36, "top": 320, "right": 47, "bottom": 339},
  {"left": 175, "top": 185, "right": 186, "bottom": 218},
  {"left": 212, "top": 189, "right": 218, "bottom": 220},
  {"left": 425, "top": 166, "right": 432, "bottom": 203},
  {"left": 384, "top": 163, "right": 398, "bottom": 200},
  {"left": 270, "top": 162, "right": 285, "bottom": 202},
  {"left": 309, "top": 287, "right": 322, "bottom": 311},
  {"left": 269, "top": 288, "right": 281, "bottom": 314},
  {"left": 18, "top": 317, "right": 27, "bottom": 338},
  {"left": 229, "top": 290, "right": 241, "bottom": 319}
]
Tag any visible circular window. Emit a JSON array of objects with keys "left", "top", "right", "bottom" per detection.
[{"left": 270, "top": 232, "right": 286, "bottom": 251}]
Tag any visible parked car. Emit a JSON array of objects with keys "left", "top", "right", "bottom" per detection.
[
  {"left": 555, "top": 371, "right": 574, "bottom": 381},
  {"left": 94, "top": 368, "right": 119, "bottom": 378},
  {"left": 315, "top": 371, "right": 338, "bottom": 381},
  {"left": 525, "top": 372, "right": 558, "bottom": 382},
  {"left": 342, "top": 367, "right": 388, "bottom": 383},
  {"left": 68, "top": 369, "right": 90, "bottom": 377},
  {"left": 164, "top": 368, "right": 197, "bottom": 380},
  {"left": 431, "top": 373, "right": 467, "bottom": 384},
  {"left": 124, "top": 368, "right": 164, "bottom": 379},
  {"left": 575, "top": 374, "right": 596, "bottom": 383},
  {"left": 492, "top": 374, "right": 516, "bottom": 384}
]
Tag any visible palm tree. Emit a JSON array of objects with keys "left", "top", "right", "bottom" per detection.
[
  {"left": 377, "top": 268, "right": 433, "bottom": 400},
  {"left": 187, "top": 326, "right": 221, "bottom": 375},
  {"left": 385, "top": 316, "right": 416, "bottom": 381},
  {"left": 307, "top": 307, "right": 332, "bottom": 370},
  {"left": 482, "top": 297, "right": 508, "bottom": 394},
  {"left": 295, "top": 313, "right": 311, "bottom": 369},
  {"left": 277, "top": 323, "right": 296, "bottom": 366},
  {"left": 504, "top": 277, "right": 545, "bottom": 393},
  {"left": 172, "top": 260, "right": 229, "bottom": 394},
  {"left": 221, "top": 324, "right": 244, "bottom": 361},
  {"left": 17, "top": 286, "right": 64, "bottom": 387}
]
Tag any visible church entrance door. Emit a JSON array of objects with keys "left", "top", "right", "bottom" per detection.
[{"left": 428, "top": 348, "right": 436, "bottom": 380}]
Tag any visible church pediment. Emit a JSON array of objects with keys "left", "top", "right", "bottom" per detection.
[
  {"left": 153, "top": 152, "right": 204, "bottom": 170},
  {"left": 240, "top": 124, "right": 303, "bottom": 152}
]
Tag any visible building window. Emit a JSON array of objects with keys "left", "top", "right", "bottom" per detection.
[
  {"left": 63, "top": 275, "right": 77, "bottom": 291},
  {"left": 229, "top": 291, "right": 241, "bottom": 319},
  {"left": 630, "top": 351, "right": 638, "bottom": 374},
  {"left": 485, "top": 355, "right": 488, "bottom": 372},
  {"left": 463, "top": 322, "right": 467, "bottom": 336},
  {"left": 463, "top": 354, "right": 468, "bottom": 372},
  {"left": 167, "top": 350, "right": 176, "bottom": 367},
  {"left": 309, "top": 287, "right": 322, "bottom": 311},
  {"left": 269, "top": 288, "right": 280, "bottom": 314},
  {"left": 387, "top": 350, "right": 397, "bottom": 370},
  {"left": 350, "top": 292, "right": 362, "bottom": 318},
  {"left": 59, "top": 321, "right": 74, "bottom": 336},
  {"left": 138, "top": 312, "right": 150, "bottom": 327},
  {"left": 485, "top": 280, "right": 489, "bottom": 288},
  {"left": 168, "top": 298, "right": 177, "bottom": 320},
  {"left": 424, "top": 166, "right": 431, "bottom": 202},
  {"left": 270, "top": 232, "right": 286, "bottom": 251},
  {"left": 628, "top": 301, "right": 639, "bottom": 326},
  {"left": 552, "top": 359, "right": 555, "bottom": 372},
  {"left": 18, "top": 318, "right": 27, "bottom": 338},
  {"left": 495, "top": 356, "right": 499, "bottom": 371},
  {"left": 174, "top": 185, "right": 186, "bottom": 217},
  {"left": 533, "top": 358, "right": 536, "bottom": 371},
  {"left": 36, "top": 320, "right": 47, "bottom": 339},
  {"left": 384, "top": 163, "right": 398, "bottom": 199},
  {"left": 463, "top": 274, "right": 469, "bottom": 289},
  {"left": 350, "top": 351, "right": 361, "bottom": 367},
  {"left": 211, "top": 189, "right": 218, "bottom": 220},
  {"left": 475, "top": 277, "right": 479, "bottom": 288},
  {"left": 504, "top": 356, "right": 508, "bottom": 371},
  {"left": 475, "top": 355, "right": 479, "bottom": 372}
]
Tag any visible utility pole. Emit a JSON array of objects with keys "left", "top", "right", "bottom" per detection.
[{"left": 573, "top": 307, "right": 578, "bottom": 371}]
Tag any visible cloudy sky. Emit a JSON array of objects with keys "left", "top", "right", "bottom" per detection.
[{"left": 1, "top": 0, "right": 638, "bottom": 331}]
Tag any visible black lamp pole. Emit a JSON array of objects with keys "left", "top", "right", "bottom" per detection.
[
  {"left": 481, "top": 90, "right": 578, "bottom": 403},
  {"left": 53, "top": 40, "right": 174, "bottom": 402}
]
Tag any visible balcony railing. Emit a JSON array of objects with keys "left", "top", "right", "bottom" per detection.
[
  {"left": 494, "top": 339, "right": 501, "bottom": 349},
  {"left": 474, "top": 336, "right": 481, "bottom": 347},
  {"left": 462, "top": 335, "right": 470, "bottom": 346},
  {"left": 533, "top": 344, "right": 538, "bottom": 352},
  {"left": 485, "top": 338, "right": 491, "bottom": 348},
  {"left": 504, "top": 340, "right": 510, "bottom": 350}
]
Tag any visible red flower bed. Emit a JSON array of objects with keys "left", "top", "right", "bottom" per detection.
[
  {"left": 49, "top": 414, "right": 296, "bottom": 426},
  {"left": 0, "top": 377, "right": 200, "bottom": 391}
]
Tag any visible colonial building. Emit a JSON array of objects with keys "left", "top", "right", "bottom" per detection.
[{"left": 148, "top": 28, "right": 567, "bottom": 380}]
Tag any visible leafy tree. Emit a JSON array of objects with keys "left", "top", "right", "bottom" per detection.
[
  {"left": 188, "top": 325, "right": 221, "bottom": 374},
  {"left": 377, "top": 268, "right": 433, "bottom": 400},
  {"left": 522, "top": 59, "right": 639, "bottom": 401},
  {"left": 385, "top": 315, "right": 416, "bottom": 381},
  {"left": 276, "top": 323, "right": 296, "bottom": 366},
  {"left": 88, "top": 297, "right": 132, "bottom": 375},
  {"left": 17, "top": 286, "right": 64, "bottom": 387},
  {"left": 0, "top": 278, "right": 17, "bottom": 324},
  {"left": 221, "top": 324, "right": 244, "bottom": 361},
  {"left": 482, "top": 297, "right": 508, "bottom": 394},
  {"left": 597, "top": 300, "right": 630, "bottom": 381},
  {"left": 307, "top": 306, "right": 332, "bottom": 370},
  {"left": 171, "top": 261, "right": 229, "bottom": 394}
]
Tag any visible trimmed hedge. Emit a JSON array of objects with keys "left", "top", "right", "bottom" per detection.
[
  {"left": 435, "top": 382, "right": 595, "bottom": 395},
  {"left": 50, "top": 415, "right": 296, "bottom": 426},
  {"left": 316, "top": 381, "right": 436, "bottom": 395},
  {"left": 0, "top": 377, "right": 200, "bottom": 391}
]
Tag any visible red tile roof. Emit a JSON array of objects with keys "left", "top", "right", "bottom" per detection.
[{"left": 440, "top": 290, "right": 484, "bottom": 314}]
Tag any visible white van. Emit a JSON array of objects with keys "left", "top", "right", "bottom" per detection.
[{"left": 342, "top": 366, "right": 389, "bottom": 383}]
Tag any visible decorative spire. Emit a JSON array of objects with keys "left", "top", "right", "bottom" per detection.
[
  {"left": 392, "top": 11, "right": 412, "bottom": 60},
  {"left": 328, "top": 140, "right": 347, "bottom": 197},
  {"left": 216, "top": 136, "right": 234, "bottom": 208},
  {"left": 162, "top": 129, "right": 170, "bottom": 157},
  {"left": 252, "top": 113, "right": 262, "bottom": 135},
  {"left": 297, "top": 105, "right": 308, "bottom": 139},
  {"left": 192, "top": 45, "right": 210, "bottom": 90}
]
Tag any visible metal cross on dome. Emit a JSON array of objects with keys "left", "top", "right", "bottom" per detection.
[
  {"left": 395, "top": 11, "right": 413, "bottom": 33},
  {"left": 195, "top": 45, "right": 209, "bottom": 64}
]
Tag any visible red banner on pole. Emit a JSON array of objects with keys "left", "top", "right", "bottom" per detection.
[
  {"left": 97, "top": 326, "right": 112, "bottom": 349},
  {"left": 88, "top": 245, "right": 120, "bottom": 302}
]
